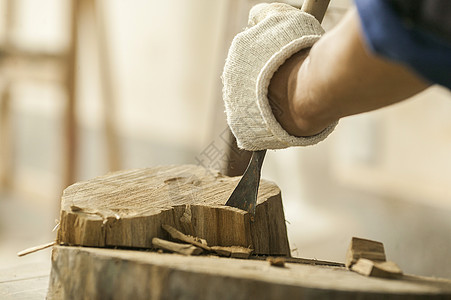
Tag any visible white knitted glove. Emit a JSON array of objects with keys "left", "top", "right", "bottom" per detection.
[{"left": 222, "top": 3, "right": 337, "bottom": 150}]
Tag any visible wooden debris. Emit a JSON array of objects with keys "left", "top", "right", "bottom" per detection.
[
  {"left": 346, "top": 237, "right": 386, "bottom": 268},
  {"left": 211, "top": 246, "right": 253, "bottom": 258},
  {"left": 267, "top": 257, "right": 286, "bottom": 267},
  {"left": 162, "top": 224, "right": 211, "bottom": 251},
  {"left": 17, "top": 241, "right": 56, "bottom": 257},
  {"left": 251, "top": 256, "right": 345, "bottom": 267},
  {"left": 56, "top": 165, "right": 290, "bottom": 256},
  {"left": 351, "top": 258, "right": 403, "bottom": 279},
  {"left": 152, "top": 238, "right": 202, "bottom": 256}
]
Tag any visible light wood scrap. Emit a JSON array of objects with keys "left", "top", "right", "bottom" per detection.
[
  {"left": 351, "top": 258, "right": 403, "bottom": 279},
  {"left": 152, "top": 237, "right": 202, "bottom": 256},
  {"left": 47, "top": 246, "right": 451, "bottom": 300},
  {"left": 210, "top": 246, "right": 252, "bottom": 258},
  {"left": 162, "top": 224, "right": 211, "bottom": 251},
  {"left": 17, "top": 241, "right": 56, "bottom": 257},
  {"left": 346, "top": 237, "right": 386, "bottom": 268},
  {"left": 56, "top": 165, "right": 290, "bottom": 256}
]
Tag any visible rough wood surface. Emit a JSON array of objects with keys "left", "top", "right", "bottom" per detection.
[
  {"left": 152, "top": 237, "right": 203, "bottom": 256},
  {"left": 346, "top": 237, "right": 386, "bottom": 268},
  {"left": 351, "top": 258, "right": 403, "bottom": 279},
  {"left": 56, "top": 165, "right": 290, "bottom": 255},
  {"left": 47, "top": 246, "right": 451, "bottom": 300}
]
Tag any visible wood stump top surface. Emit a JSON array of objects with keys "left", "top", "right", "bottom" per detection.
[
  {"left": 57, "top": 165, "right": 290, "bottom": 255},
  {"left": 61, "top": 164, "right": 280, "bottom": 218}
]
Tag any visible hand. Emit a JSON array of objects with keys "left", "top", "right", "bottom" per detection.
[{"left": 223, "top": 3, "right": 335, "bottom": 150}]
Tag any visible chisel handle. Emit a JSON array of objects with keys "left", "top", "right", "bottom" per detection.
[{"left": 301, "top": 0, "right": 330, "bottom": 23}]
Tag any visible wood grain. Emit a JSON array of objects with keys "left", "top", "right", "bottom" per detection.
[
  {"left": 346, "top": 237, "right": 386, "bottom": 268},
  {"left": 47, "top": 246, "right": 451, "bottom": 300},
  {"left": 152, "top": 237, "right": 203, "bottom": 256},
  {"left": 57, "top": 165, "right": 290, "bottom": 255},
  {"left": 351, "top": 258, "right": 403, "bottom": 279}
]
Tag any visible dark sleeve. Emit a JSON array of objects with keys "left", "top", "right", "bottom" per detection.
[
  {"left": 354, "top": 0, "right": 451, "bottom": 89},
  {"left": 388, "top": 0, "right": 451, "bottom": 42}
]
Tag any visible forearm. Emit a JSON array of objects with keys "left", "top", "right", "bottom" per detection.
[{"left": 279, "top": 8, "right": 430, "bottom": 136}]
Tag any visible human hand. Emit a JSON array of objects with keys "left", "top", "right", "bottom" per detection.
[{"left": 223, "top": 3, "right": 335, "bottom": 150}]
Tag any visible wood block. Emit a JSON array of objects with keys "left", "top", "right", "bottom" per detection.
[
  {"left": 210, "top": 246, "right": 252, "bottom": 258},
  {"left": 351, "top": 258, "right": 403, "bottom": 279},
  {"left": 346, "top": 237, "right": 386, "bottom": 268},
  {"left": 56, "top": 165, "right": 290, "bottom": 256},
  {"left": 47, "top": 246, "right": 451, "bottom": 299}
]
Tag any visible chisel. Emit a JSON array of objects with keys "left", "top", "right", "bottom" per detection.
[{"left": 225, "top": 0, "right": 331, "bottom": 220}]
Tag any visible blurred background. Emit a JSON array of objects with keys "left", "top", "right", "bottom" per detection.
[{"left": 0, "top": 0, "right": 450, "bottom": 291}]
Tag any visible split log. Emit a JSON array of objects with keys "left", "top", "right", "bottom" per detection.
[
  {"left": 351, "top": 258, "right": 403, "bottom": 279},
  {"left": 56, "top": 165, "right": 290, "bottom": 256},
  {"left": 346, "top": 237, "right": 386, "bottom": 268},
  {"left": 47, "top": 246, "right": 451, "bottom": 300}
]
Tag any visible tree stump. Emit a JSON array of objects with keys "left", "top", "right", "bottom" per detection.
[
  {"left": 47, "top": 246, "right": 451, "bottom": 300},
  {"left": 57, "top": 165, "right": 290, "bottom": 256}
]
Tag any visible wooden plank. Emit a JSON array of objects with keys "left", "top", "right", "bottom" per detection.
[
  {"left": 47, "top": 246, "right": 451, "bottom": 299},
  {"left": 57, "top": 165, "right": 291, "bottom": 255}
]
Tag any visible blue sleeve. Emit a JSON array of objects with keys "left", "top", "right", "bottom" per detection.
[{"left": 354, "top": 0, "right": 451, "bottom": 89}]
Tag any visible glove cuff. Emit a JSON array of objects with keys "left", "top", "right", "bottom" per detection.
[{"left": 254, "top": 36, "right": 338, "bottom": 150}]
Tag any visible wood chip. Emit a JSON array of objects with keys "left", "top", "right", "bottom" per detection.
[
  {"left": 17, "top": 241, "right": 56, "bottom": 257},
  {"left": 152, "top": 237, "right": 203, "bottom": 256},
  {"left": 351, "top": 258, "right": 403, "bottom": 279},
  {"left": 267, "top": 257, "right": 286, "bottom": 267},
  {"left": 346, "top": 237, "right": 386, "bottom": 268},
  {"left": 162, "top": 224, "right": 211, "bottom": 251},
  {"left": 211, "top": 246, "right": 253, "bottom": 259}
]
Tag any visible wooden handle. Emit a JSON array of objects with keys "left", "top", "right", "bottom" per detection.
[{"left": 301, "top": 0, "right": 330, "bottom": 23}]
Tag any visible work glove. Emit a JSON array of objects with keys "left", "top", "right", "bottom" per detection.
[{"left": 222, "top": 2, "right": 337, "bottom": 150}]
